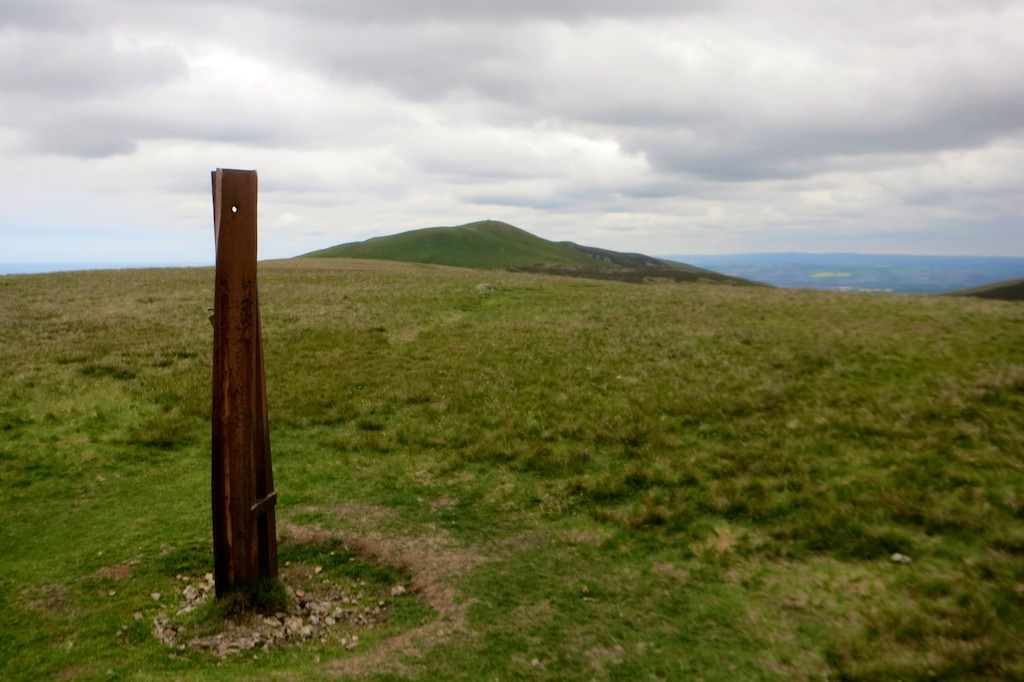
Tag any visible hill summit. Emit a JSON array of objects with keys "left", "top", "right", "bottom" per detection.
[
  {"left": 301, "top": 220, "right": 606, "bottom": 269},
  {"left": 300, "top": 220, "right": 758, "bottom": 286}
]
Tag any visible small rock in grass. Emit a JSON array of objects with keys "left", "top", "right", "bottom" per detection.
[
  {"left": 314, "top": 566, "right": 323, "bottom": 575},
  {"left": 890, "top": 553, "right": 912, "bottom": 564},
  {"left": 151, "top": 592, "right": 162, "bottom": 601}
]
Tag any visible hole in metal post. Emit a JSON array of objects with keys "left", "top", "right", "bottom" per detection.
[{"left": 231, "top": 206, "right": 239, "bottom": 213}]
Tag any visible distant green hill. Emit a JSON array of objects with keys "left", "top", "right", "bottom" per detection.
[
  {"left": 300, "top": 220, "right": 758, "bottom": 286},
  {"left": 302, "top": 220, "right": 605, "bottom": 270},
  {"left": 947, "top": 278, "right": 1024, "bottom": 302}
]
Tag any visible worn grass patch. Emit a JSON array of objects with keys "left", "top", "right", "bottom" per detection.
[{"left": 1, "top": 260, "right": 1022, "bottom": 680}]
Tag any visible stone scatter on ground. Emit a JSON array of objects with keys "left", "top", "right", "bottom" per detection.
[{"left": 150, "top": 567, "right": 402, "bottom": 659}]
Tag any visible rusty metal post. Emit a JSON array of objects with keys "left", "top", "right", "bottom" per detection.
[{"left": 211, "top": 168, "right": 278, "bottom": 596}]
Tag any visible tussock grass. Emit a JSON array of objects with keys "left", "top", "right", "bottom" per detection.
[{"left": 1, "top": 259, "right": 1022, "bottom": 680}]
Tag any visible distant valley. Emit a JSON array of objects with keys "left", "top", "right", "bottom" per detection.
[{"left": 664, "top": 253, "right": 1024, "bottom": 294}]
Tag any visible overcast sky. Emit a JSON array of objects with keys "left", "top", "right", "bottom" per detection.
[{"left": 2, "top": 0, "right": 1022, "bottom": 264}]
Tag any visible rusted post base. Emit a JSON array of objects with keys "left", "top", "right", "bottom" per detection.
[{"left": 211, "top": 168, "right": 278, "bottom": 596}]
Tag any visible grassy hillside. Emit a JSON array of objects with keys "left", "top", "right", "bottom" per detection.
[
  {"left": 299, "top": 220, "right": 755, "bottom": 287},
  {"left": 948, "top": 278, "right": 1024, "bottom": 302},
  {"left": 301, "top": 220, "right": 607, "bottom": 270},
  {"left": 559, "top": 242, "right": 684, "bottom": 269},
  {"left": 510, "top": 263, "right": 761, "bottom": 287},
  {"left": 2, "top": 261, "right": 1023, "bottom": 680}
]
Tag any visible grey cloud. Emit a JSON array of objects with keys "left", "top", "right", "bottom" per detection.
[
  {"left": 465, "top": 193, "right": 575, "bottom": 211},
  {"left": 0, "top": 23, "right": 190, "bottom": 157},
  {"left": 249, "top": 0, "right": 707, "bottom": 23},
  {"left": 625, "top": 82, "right": 1024, "bottom": 182},
  {"left": 0, "top": 31, "right": 186, "bottom": 100},
  {"left": 13, "top": 93, "right": 314, "bottom": 158},
  {"left": 258, "top": 2, "right": 1024, "bottom": 184},
  {"left": 0, "top": 0, "right": 99, "bottom": 30},
  {"left": 242, "top": 17, "right": 542, "bottom": 104},
  {"left": 0, "top": 0, "right": 1021, "bottom": 258},
  {"left": 26, "top": 121, "right": 138, "bottom": 158},
  {"left": 622, "top": 119, "right": 1006, "bottom": 183},
  {"left": 0, "top": 0, "right": 703, "bottom": 39}
]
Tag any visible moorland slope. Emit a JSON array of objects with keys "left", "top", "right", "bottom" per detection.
[
  {"left": 948, "top": 277, "right": 1024, "bottom": 302},
  {"left": 1, "top": 261, "right": 1022, "bottom": 680},
  {"left": 301, "top": 220, "right": 757, "bottom": 286}
]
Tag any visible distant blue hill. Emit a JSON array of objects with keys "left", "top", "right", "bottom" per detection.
[
  {"left": 0, "top": 263, "right": 203, "bottom": 276},
  {"left": 661, "top": 253, "right": 1024, "bottom": 294}
]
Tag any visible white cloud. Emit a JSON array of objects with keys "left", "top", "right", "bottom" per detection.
[{"left": 0, "top": 0, "right": 1022, "bottom": 262}]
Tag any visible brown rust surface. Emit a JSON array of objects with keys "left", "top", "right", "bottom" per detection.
[{"left": 211, "top": 168, "right": 277, "bottom": 594}]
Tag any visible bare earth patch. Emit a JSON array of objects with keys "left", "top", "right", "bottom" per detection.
[
  {"left": 151, "top": 563, "right": 397, "bottom": 660},
  {"left": 283, "top": 517, "right": 489, "bottom": 678},
  {"left": 284, "top": 501, "right": 493, "bottom": 677},
  {"left": 25, "top": 583, "right": 70, "bottom": 614},
  {"left": 139, "top": 503, "right": 488, "bottom": 675},
  {"left": 96, "top": 560, "right": 137, "bottom": 581},
  {"left": 652, "top": 562, "right": 690, "bottom": 584}
]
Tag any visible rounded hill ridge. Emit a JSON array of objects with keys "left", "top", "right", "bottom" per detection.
[
  {"left": 301, "top": 220, "right": 612, "bottom": 270},
  {"left": 299, "top": 220, "right": 759, "bottom": 286}
]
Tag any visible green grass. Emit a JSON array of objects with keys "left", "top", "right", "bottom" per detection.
[
  {"left": 300, "top": 220, "right": 757, "bottom": 286},
  {"left": 948, "top": 278, "right": 1024, "bottom": 302},
  {"left": 301, "top": 220, "right": 608, "bottom": 269},
  {"left": 1, "top": 259, "right": 1023, "bottom": 680}
]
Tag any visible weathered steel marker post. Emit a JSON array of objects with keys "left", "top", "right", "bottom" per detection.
[{"left": 210, "top": 168, "right": 278, "bottom": 596}]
